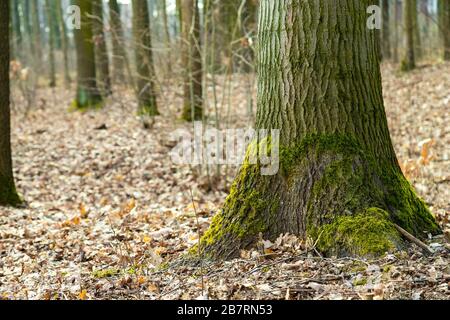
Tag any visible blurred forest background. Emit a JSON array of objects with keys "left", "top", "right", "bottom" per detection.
[{"left": 0, "top": 0, "right": 449, "bottom": 300}]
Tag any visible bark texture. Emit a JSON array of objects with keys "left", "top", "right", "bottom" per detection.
[
  {"left": 199, "top": 0, "right": 439, "bottom": 260},
  {"left": 0, "top": 0, "right": 21, "bottom": 206},
  {"left": 93, "top": 0, "right": 112, "bottom": 96},
  {"left": 73, "top": 0, "right": 102, "bottom": 109},
  {"left": 181, "top": 0, "right": 203, "bottom": 121},
  {"left": 132, "top": 0, "right": 159, "bottom": 116},
  {"left": 382, "top": 0, "right": 391, "bottom": 59}
]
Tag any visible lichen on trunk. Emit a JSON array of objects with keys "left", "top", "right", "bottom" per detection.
[{"left": 198, "top": 0, "right": 439, "bottom": 260}]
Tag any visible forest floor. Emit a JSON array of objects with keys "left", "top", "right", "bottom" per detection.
[{"left": 0, "top": 63, "right": 449, "bottom": 300}]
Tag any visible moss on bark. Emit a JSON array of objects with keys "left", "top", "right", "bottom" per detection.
[{"left": 0, "top": 174, "right": 22, "bottom": 207}]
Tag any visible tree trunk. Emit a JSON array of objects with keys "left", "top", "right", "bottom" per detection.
[
  {"left": 11, "top": 0, "right": 22, "bottom": 61},
  {"left": 181, "top": 0, "right": 202, "bottom": 121},
  {"left": 159, "top": 0, "right": 172, "bottom": 74},
  {"left": 109, "top": 0, "right": 127, "bottom": 84},
  {"left": 200, "top": 0, "right": 439, "bottom": 260},
  {"left": 93, "top": 0, "right": 112, "bottom": 96},
  {"left": 30, "top": 0, "right": 42, "bottom": 67},
  {"left": 393, "top": 0, "right": 400, "bottom": 63},
  {"left": 56, "top": 0, "right": 72, "bottom": 87},
  {"left": 382, "top": 0, "right": 391, "bottom": 60},
  {"left": 438, "top": 0, "right": 450, "bottom": 61},
  {"left": 45, "top": 0, "right": 56, "bottom": 87},
  {"left": 401, "top": 0, "right": 416, "bottom": 71},
  {"left": 73, "top": 0, "right": 102, "bottom": 109},
  {"left": 0, "top": 0, "right": 21, "bottom": 207},
  {"left": 412, "top": 0, "right": 422, "bottom": 59},
  {"left": 132, "top": 0, "right": 159, "bottom": 116}
]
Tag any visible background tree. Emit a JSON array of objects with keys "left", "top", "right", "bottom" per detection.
[
  {"left": 30, "top": 0, "right": 42, "bottom": 67},
  {"left": 131, "top": 0, "right": 159, "bottom": 116},
  {"left": 199, "top": 0, "right": 439, "bottom": 260},
  {"left": 109, "top": 0, "right": 127, "bottom": 84},
  {"left": 10, "top": 0, "right": 22, "bottom": 61},
  {"left": 93, "top": 0, "right": 112, "bottom": 96},
  {"left": 56, "top": 0, "right": 72, "bottom": 87},
  {"left": 401, "top": 0, "right": 416, "bottom": 71},
  {"left": 72, "top": 0, "right": 102, "bottom": 109},
  {"left": 438, "top": 0, "right": 450, "bottom": 60},
  {"left": 413, "top": 0, "right": 422, "bottom": 59},
  {"left": 0, "top": 0, "right": 21, "bottom": 206},
  {"left": 45, "top": 0, "right": 56, "bottom": 87},
  {"left": 181, "top": 0, "right": 202, "bottom": 121}
]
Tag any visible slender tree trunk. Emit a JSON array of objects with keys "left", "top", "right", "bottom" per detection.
[
  {"left": 200, "top": 0, "right": 439, "bottom": 260},
  {"left": 45, "top": 0, "right": 56, "bottom": 87},
  {"left": 73, "top": 0, "right": 103, "bottom": 109},
  {"left": 420, "top": 0, "right": 430, "bottom": 57},
  {"left": 109, "top": 0, "right": 127, "bottom": 84},
  {"left": 159, "top": 0, "right": 172, "bottom": 74},
  {"left": 132, "top": 0, "right": 159, "bottom": 116},
  {"left": 382, "top": 0, "right": 391, "bottom": 60},
  {"left": 438, "top": 0, "right": 450, "bottom": 60},
  {"left": 30, "top": 0, "right": 42, "bottom": 66},
  {"left": 0, "top": 0, "right": 21, "bottom": 207},
  {"left": 181, "top": 0, "right": 202, "bottom": 121},
  {"left": 11, "top": 0, "right": 22, "bottom": 61},
  {"left": 22, "top": 0, "right": 35, "bottom": 57},
  {"left": 413, "top": 0, "right": 422, "bottom": 59},
  {"left": 393, "top": 0, "right": 400, "bottom": 63},
  {"left": 56, "top": 0, "right": 72, "bottom": 87},
  {"left": 93, "top": 0, "right": 112, "bottom": 96},
  {"left": 401, "top": 0, "right": 416, "bottom": 71}
]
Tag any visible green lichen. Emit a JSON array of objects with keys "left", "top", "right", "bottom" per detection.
[
  {"left": 311, "top": 208, "right": 402, "bottom": 256},
  {"left": 138, "top": 104, "right": 160, "bottom": 117},
  {"left": 92, "top": 268, "right": 119, "bottom": 278}
]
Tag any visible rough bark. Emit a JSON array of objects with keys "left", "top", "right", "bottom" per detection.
[
  {"left": 73, "top": 0, "right": 103, "bottom": 109},
  {"left": 132, "top": 0, "right": 159, "bottom": 116},
  {"left": 199, "top": 0, "right": 439, "bottom": 260},
  {"left": 181, "top": 0, "right": 203, "bottom": 121},
  {"left": 382, "top": 0, "right": 391, "bottom": 60},
  {"left": 401, "top": 0, "right": 416, "bottom": 71},
  {"left": 109, "top": 0, "right": 127, "bottom": 83},
  {"left": 92, "top": 0, "right": 112, "bottom": 96},
  {"left": 45, "top": 0, "right": 57, "bottom": 87},
  {"left": 0, "top": 0, "right": 21, "bottom": 206}
]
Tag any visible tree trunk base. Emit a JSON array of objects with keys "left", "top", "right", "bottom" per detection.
[
  {"left": 199, "top": 134, "right": 440, "bottom": 260},
  {"left": 0, "top": 174, "right": 22, "bottom": 207}
]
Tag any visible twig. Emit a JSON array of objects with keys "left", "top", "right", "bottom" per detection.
[{"left": 394, "top": 224, "right": 433, "bottom": 255}]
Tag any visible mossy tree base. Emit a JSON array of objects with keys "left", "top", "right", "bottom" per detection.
[
  {"left": 72, "top": 87, "right": 103, "bottom": 110},
  {"left": 182, "top": 104, "right": 203, "bottom": 122},
  {"left": 0, "top": 174, "right": 22, "bottom": 207},
  {"left": 138, "top": 104, "right": 160, "bottom": 117},
  {"left": 199, "top": 135, "right": 440, "bottom": 260}
]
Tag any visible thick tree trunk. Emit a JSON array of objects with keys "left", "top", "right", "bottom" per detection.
[
  {"left": 382, "top": 0, "right": 391, "bottom": 60},
  {"left": 132, "top": 0, "right": 159, "bottom": 116},
  {"left": 0, "top": 0, "right": 21, "bottom": 207},
  {"left": 93, "top": 0, "right": 112, "bottom": 96},
  {"left": 401, "top": 0, "right": 416, "bottom": 71},
  {"left": 181, "top": 0, "right": 203, "bottom": 121},
  {"left": 73, "top": 0, "right": 102, "bottom": 109},
  {"left": 56, "top": 0, "right": 72, "bottom": 87},
  {"left": 45, "top": 0, "right": 56, "bottom": 87},
  {"left": 200, "top": 0, "right": 439, "bottom": 260},
  {"left": 109, "top": 0, "right": 127, "bottom": 84}
]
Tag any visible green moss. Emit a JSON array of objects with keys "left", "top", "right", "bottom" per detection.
[
  {"left": 138, "top": 104, "right": 160, "bottom": 117},
  {"left": 0, "top": 174, "right": 22, "bottom": 207},
  {"left": 71, "top": 87, "right": 103, "bottom": 111},
  {"left": 182, "top": 104, "right": 203, "bottom": 122},
  {"left": 92, "top": 268, "right": 119, "bottom": 278},
  {"left": 311, "top": 208, "right": 401, "bottom": 256},
  {"left": 353, "top": 278, "right": 368, "bottom": 286}
]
